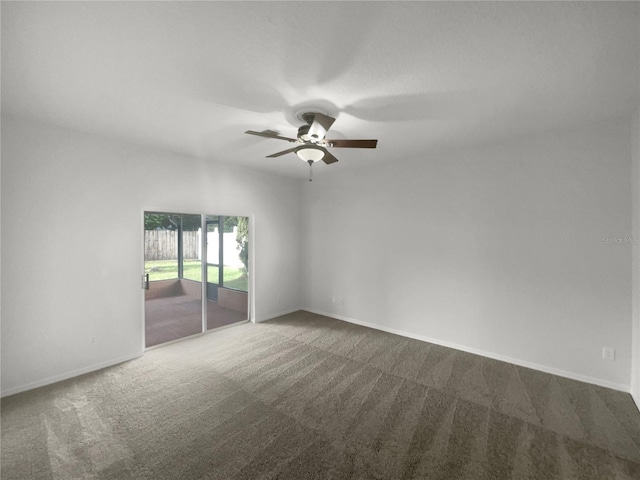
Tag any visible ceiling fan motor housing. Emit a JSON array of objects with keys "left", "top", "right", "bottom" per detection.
[
  {"left": 301, "top": 112, "right": 318, "bottom": 124},
  {"left": 297, "top": 123, "right": 321, "bottom": 142},
  {"left": 298, "top": 112, "right": 326, "bottom": 142}
]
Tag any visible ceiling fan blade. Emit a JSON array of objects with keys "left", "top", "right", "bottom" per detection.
[
  {"left": 245, "top": 130, "right": 297, "bottom": 142},
  {"left": 327, "top": 139, "right": 378, "bottom": 148},
  {"left": 312, "top": 113, "right": 336, "bottom": 131},
  {"left": 321, "top": 148, "right": 339, "bottom": 165},
  {"left": 307, "top": 113, "right": 336, "bottom": 140},
  {"left": 266, "top": 147, "right": 299, "bottom": 158}
]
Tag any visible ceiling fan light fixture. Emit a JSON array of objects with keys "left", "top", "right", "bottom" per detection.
[{"left": 296, "top": 146, "right": 325, "bottom": 163}]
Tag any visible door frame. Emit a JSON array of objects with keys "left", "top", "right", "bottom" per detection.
[{"left": 141, "top": 208, "right": 255, "bottom": 351}]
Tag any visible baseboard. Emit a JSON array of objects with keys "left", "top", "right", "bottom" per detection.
[
  {"left": 303, "top": 308, "right": 630, "bottom": 393},
  {"left": 1, "top": 352, "right": 143, "bottom": 398},
  {"left": 633, "top": 390, "right": 640, "bottom": 413},
  {"left": 4, "top": 310, "right": 630, "bottom": 398},
  {"left": 2, "top": 310, "right": 299, "bottom": 397},
  {"left": 256, "top": 307, "right": 304, "bottom": 323}
]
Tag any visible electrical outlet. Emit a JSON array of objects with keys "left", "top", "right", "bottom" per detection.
[
  {"left": 90, "top": 336, "right": 96, "bottom": 344},
  {"left": 602, "top": 347, "right": 615, "bottom": 361}
]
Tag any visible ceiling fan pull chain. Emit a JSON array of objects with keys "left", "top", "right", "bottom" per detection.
[{"left": 308, "top": 159, "right": 313, "bottom": 182}]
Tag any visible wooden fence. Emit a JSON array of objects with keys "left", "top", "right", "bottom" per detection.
[{"left": 144, "top": 230, "right": 199, "bottom": 260}]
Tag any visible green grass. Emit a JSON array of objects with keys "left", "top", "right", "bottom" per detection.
[{"left": 145, "top": 259, "right": 248, "bottom": 292}]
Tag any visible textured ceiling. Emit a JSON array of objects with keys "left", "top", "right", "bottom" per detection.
[{"left": 2, "top": 1, "right": 639, "bottom": 179}]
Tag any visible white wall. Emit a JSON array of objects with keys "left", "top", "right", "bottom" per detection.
[
  {"left": 303, "top": 118, "right": 633, "bottom": 390},
  {"left": 3, "top": 113, "right": 636, "bottom": 396},
  {"left": 1, "top": 115, "right": 303, "bottom": 396},
  {"left": 632, "top": 107, "right": 640, "bottom": 406}
]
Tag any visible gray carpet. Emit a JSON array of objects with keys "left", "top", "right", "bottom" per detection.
[{"left": 2, "top": 311, "right": 640, "bottom": 479}]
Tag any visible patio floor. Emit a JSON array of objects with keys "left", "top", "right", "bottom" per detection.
[{"left": 145, "top": 295, "right": 247, "bottom": 347}]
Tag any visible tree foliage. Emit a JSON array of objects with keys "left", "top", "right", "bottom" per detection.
[
  {"left": 144, "top": 213, "right": 201, "bottom": 231},
  {"left": 223, "top": 216, "right": 238, "bottom": 233},
  {"left": 235, "top": 217, "right": 249, "bottom": 276}
]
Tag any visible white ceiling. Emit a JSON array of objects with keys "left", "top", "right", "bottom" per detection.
[{"left": 2, "top": 1, "right": 639, "bottom": 179}]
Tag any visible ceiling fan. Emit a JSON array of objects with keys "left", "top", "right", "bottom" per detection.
[{"left": 245, "top": 112, "right": 377, "bottom": 180}]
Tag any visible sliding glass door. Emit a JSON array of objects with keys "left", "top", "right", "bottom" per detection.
[{"left": 143, "top": 211, "right": 249, "bottom": 348}]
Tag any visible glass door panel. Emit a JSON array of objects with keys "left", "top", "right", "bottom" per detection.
[
  {"left": 206, "top": 215, "right": 249, "bottom": 330},
  {"left": 144, "top": 212, "right": 203, "bottom": 347}
]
